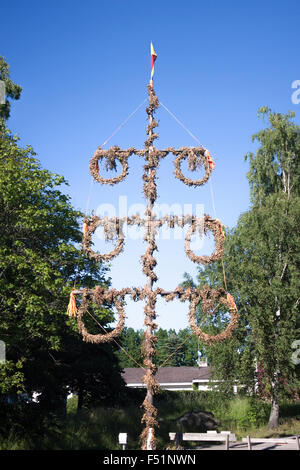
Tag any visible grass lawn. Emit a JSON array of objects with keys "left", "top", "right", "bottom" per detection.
[{"left": 1, "top": 391, "right": 299, "bottom": 450}]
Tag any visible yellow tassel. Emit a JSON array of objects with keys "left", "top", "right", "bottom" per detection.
[
  {"left": 216, "top": 218, "right": 225, "bottom": 238},
  {"left": 67, "top": 291, "right": 77, "bottom": 317}
]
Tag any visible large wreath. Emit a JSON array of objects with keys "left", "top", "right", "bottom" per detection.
[
  {"left": 76, "top": 287, "right": 126, "bottom": 343},
  {"left": 188, "top": 287, "right": 239, "bottom": 344},
  {"left": 185, "top": 215, "right": 225, "bottom": 265}
]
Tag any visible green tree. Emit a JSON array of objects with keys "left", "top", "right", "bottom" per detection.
[
  {"left": 0, "top": 57, "right": 22, "bottom": 120},
  {"left": 186, "top": 108, "right": 300, "bottom": 427},
  {"left": 225, "top": 194, "right": 300, "bottom": 427},
  {"left": 177, "top": 328, "right": 201, "bottom": 367},
  {"left": 232, "top": 109, "right": 300, "bottom": 428},
  {"left": 246, "top": 107, "right": 300, "bottom": 203},
  {"left": 156, "top": 329, "right": 184, "bottom": 367},
  {"left": 117, "top": 326, "right": 201, "bottom": 368},
  {"left": 0, "top": 118, "right": 125, "bottom": 434},
  {"left": 155, "top": 328, "right": 200, "bottom": 367},
  {"left": 117, "top": 327, "right": 144, "bottom": 368}
]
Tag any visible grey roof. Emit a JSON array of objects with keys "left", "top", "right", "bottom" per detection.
[{"left": 122, "top": 366, "right": 211, "bottom": 385}]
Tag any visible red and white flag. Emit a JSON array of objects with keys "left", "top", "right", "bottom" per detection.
[
  {"left": 205, "top": 149, "right": 216, "bottom": 170},
  {"left": 150, "top": 42, "right": 157, "bottom": 86}
]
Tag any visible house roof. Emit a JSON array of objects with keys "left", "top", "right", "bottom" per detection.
[{"left": 122, "top": 366, "right": 211, "bottom": 385}]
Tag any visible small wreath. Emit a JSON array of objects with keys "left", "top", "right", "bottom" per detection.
[
  {"left": 188, "top": 288, "right": 239, "bottom": 344},
  {"left": 173, "top": 147, "right": 212, "bottom": 186},
  {"left": 82, "top": 215, "right": 125, "bottom": 262},
  {"left": 76, "top": 288, "right": 126, "bottom": 343},
  {"left": 89, "top": 146, "right": 135, "bottom": 185},
  {"left": 185, "top": 215, "right": 224, "bottom": 265}
]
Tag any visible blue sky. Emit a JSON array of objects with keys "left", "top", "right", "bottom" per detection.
[{"left": 2, "top": 0, "right": 300, "bottom": 330}]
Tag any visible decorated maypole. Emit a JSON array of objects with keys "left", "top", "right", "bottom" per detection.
[
  {"left": 140, "top": 42, "right": 159, "bottom": 450},
  {"left": 68, "top": 43, "right": 239, "bottom": 451}
]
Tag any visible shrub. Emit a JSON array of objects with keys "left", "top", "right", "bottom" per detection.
[{"left": 226, "top": 397, "right": 269, "bottom": 430}]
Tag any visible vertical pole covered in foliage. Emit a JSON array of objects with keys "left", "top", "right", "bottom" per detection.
[{"left": 140, "top": 84, "right": 160, "bottom": 450}]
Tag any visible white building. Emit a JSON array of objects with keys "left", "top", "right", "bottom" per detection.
[{"left": 122, "top": 365, "right": 239, "bottom": 393}]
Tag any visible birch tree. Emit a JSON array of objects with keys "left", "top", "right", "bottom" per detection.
[{"left": 187, "top": 108, "right": 300, "bottom": 428}]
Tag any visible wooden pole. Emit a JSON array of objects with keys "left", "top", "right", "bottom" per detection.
[
  {"left": 141, "top": 84, "right": 159, "bottom": 450},
  {"left": 247, "top": 435, "right": 252, "bottom": 450},
  {"left": 225, "top": 434, "right": 229, "bottom": 450}
]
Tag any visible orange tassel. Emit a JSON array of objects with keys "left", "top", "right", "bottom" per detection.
[
  {"left": 227, "top": 293, "right": 237, "bottom": 310},
  {"left": 83, "top": 222, "right": 88, "bottom": 235},
  {"left": 67, "top": 291, "right": 77, "bottom": 317}
]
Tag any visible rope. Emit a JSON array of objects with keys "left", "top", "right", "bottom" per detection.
[
  {"left": 84, "top": 96, "right": 147, "bottom": 213},
  {"left": 72, "top": 96, "right": 147, "bottom": 290},
  {"left": 84, "top": 305, "right": 195, "bottom": 372},
  {"left": 85, "top": 308, "right": 146, "bottom": 370},
  {"left": 160, "top": 100, "right": 204, "bottom": 147},
  {"left": 209, "top": 178, "right": 217, "bottom": 220},
  {"left": 221, "top": 258, "right": 228, "bottom": 291},
  {"left": 157, "top": 333, "right": 194, "bottom": 369},
  {"left": 209, "top": 176, "right": 228, "bottom": 290},
  {"left": 101, "top": 97, "right": 147, "bottom": 147},
  {"left": 160, "top": 98, "right": 229, "bottom": 292}
]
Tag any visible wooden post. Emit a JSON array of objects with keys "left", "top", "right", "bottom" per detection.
[
  {"left": 118, "top": 433, "right": 127, "bottom": 450},
  {"left": 140, "top": 84, "right": 160, "bottom": 450},
  {"left": 225, "top": 434, "right": 229, "bottom": 450},
  {"left": 175, "top": 432, "right": 183, "bottom": 449},
  {"left": 146, "top": 428, "right": 154, "bottom": 450},
  {"left": 296, "top": 435, "right": 300, "bottom": 451},
  {"left": 247, "top": 435, "right": 252, "bottom": 450}
]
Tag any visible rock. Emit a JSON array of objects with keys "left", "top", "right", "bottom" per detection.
[{"left": 176, "top": 410, "right": 219, "bottom": 432}]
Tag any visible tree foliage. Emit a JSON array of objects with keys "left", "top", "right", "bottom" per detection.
[
  {"left": 246, "top": 107, "right": 300, "bottom": 203},
  {"left": 0, "top": 118, "right": 125, "bottom": 431},
  {"left": 184, "top": 108, "right": 300, "bottom": 427},
  {"left": 117, "top": 326, "right": 201, "bottom": 368},
  {"left": 0, "top": 58, "right": 127, "bottom": 439},
  {"left": 0, "top": 57, "right": 22, "bottom": 120}
]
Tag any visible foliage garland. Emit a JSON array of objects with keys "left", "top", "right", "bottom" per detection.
[
  {"left": 188, "top": 286, "right": 239, "bottom": 344},
  {"left": 76, "top": 287, "right": 126, "bottom": 343},
  {"left": 185, "top": 215, "right": 225, "bottom": 265}
]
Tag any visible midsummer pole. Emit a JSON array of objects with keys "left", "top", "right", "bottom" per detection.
[
  {"left": 140, "top": 42, "right": 159, "bottom": 451},
  {"left": 74, "top": 41, "right": 240, "bottom": 451}
]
